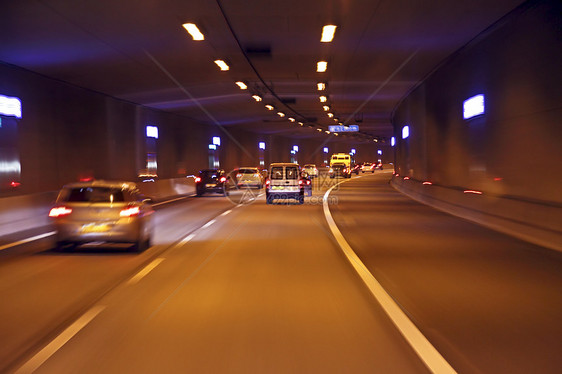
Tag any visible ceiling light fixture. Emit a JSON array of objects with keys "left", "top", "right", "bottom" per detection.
[
  {"left": 182, "top": 23, "right": 204, "bottom": 41},
  {"left": 214, "top": 60, "right": 229, "bottom": 71},
  {"left": 327, "top": 113, "right": 334, "bottom": 118},
  {"left": 265, "top": 104, "right": 274, "bottom": 110},
  {"left": 317, "top": 82, "right": 326, "bottom": 91},
  {"left": 235, "top": 81, "right": 247, "bottom": 90},
  {"left": 252, "top": 95, "right": 262, "bottom": 102},
  {"left": 317, "top": 61, "right": 327, "bottom": 72},
  {"left": 319, "top": 96, "right": 327, "bottom": 103},
  {"left": 288, "top": 117, "right": 295, "bottom": 122},
  {"left": 323, "top": 105, "right": 330, "bottom": 111},
  {"left": 321, "top": 25, "right": 337, "bottom": 42},
  {"left": 277, "top": 112, "right": 285, "bottom": 117}
]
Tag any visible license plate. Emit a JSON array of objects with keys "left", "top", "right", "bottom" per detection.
[
  {"left": 206, "top": 184, "right": 216, "bottom": 188},
  {"left": 81, "top": 223, "right": 110, "bottom": 233}
]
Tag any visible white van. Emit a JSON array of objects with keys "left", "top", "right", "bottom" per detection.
[
  {"left": 330, "top": 153, "right": 351, "bottom": 168},
  {"left": 265, "top": 163, "right": 304, "bottom": 204}
]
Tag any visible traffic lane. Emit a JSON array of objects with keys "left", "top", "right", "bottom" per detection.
[
  {"left": 329, "top": 173, "right": 562, "bottom": 374},
  {"left": 28, "top": 192, "right": 430, "bottom": 373},
  {"left": 0, "top": 194, "right": 235, "bottom": 373}
]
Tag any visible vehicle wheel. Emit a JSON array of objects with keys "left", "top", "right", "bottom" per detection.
[
  {"left": 55, "top": 241, "right": 75, "bottom": 252},
  {"left": 298, "top": 195, "right": 304, "bottom": 204},
  {"left": 131, "top": 236, "right": 148, "bottom": 252},
  {"left": 266, "top": 194, "right": 274, "bottom": 204}
]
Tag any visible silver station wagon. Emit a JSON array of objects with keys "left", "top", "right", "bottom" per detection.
[{"left": 49, "top": 180, "right": 154, "bottom": 251}]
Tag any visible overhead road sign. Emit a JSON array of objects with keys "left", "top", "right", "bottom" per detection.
[{"left": 329, "top": 125, "right": 359, "bottom": 132}]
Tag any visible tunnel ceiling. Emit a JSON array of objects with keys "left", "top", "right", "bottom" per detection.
[{"left": 1, "top": 0, "right": 523, "bottom": 143}]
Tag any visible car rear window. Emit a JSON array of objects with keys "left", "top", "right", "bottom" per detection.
[
  {"left": 61, "top": 187, "right": 125, "bottom": 203},
  {"left": 286, "top": 167, "right": 299, "bottom": 179},
  {"left": 200, "top": 170, "right": 219, "bottom": 178},
  {"left": 270, "top": 167, "right": 284, "bottom": 180},
  {"left": 238, "top": 168, "right": 257, "bottom": 174}
]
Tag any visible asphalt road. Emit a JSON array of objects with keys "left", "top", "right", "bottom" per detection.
[{"left": 1, "top": 171, "right": 560, "bottom": 373}]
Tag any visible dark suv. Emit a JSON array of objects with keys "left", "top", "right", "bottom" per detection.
[
  {"left": 329, "top": 163, "right": 351, "bottom": 178},
  {"left": 195, "top": 169, "right": 229, "bottom": 196}
]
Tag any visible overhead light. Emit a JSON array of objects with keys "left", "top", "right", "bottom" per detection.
[
  {"left": 298, "top": 122, "right": 304, "bottom": 126},
  {"left": 334, "top": 133, "right": 339, "bottom": 136},
  {"left": 252, "top": 95, "right": 262, "bottom": 102},
  {"left": 317, "top": 82, "right": 326, "bottom": 91},
  {"left": 319, "top": 96, "right": 327, "bottom": 103},
  {"left": 317, "top": 128, "right": 322, "bottom": 132},
  {"left": 265, "top": 104, "right": 274, "bottom": 110},
  {"left": 334, "top": 118, "right": 339, "bottom": 122},
  {"left": 325, "top": 131, "right": 331, "bottom": 134},
  {"left": 277, "top": 112, "right": 285, "bottom": 117},
  {"left": 323, "top": 105, "right": 330, "bottom": 111},
  {"left": 214, "top": 59, "right": 229, "bottom": 71},
  {"left": 288, "top": 117, "right": 295, "bottom": 122},
  {"left": 317, "top": 61, "right": 327, "bottom": 72},
  {"left": 327, "top": 113, "right": 334, "bottom": 118},
  {"left": 321, "top": 25, "right": 337, "bottom": 42},
  {"left": 182, "top": 23, "right": 204, "bottom": 41},
  {"left": 235, "top": 81, "right": 247, "bottom": 90}
]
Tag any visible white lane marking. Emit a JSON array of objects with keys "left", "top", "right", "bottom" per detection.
[
  {"left": 0, "top": 231, "right": 55, "bottom": 252},
  {"left": 127, "top": 258, "right": 165, "bottom": 285},
  {"left": 220, "top": 209, "right": 232, "bottom": 217},
  {"left": 201, "top": 219, "right": 215, "bottom": 229},
  {"left": 14, "top": 305, "right": 106, "bottom": 374},
  {"left": 152, "top": 196, "right": 191, "bottom": 207},
  {"left": 181, "top": 233, "right": 195, "bottom": 243},
  {"left": 322, "top": 182, "right": 457, "bottom": 374}
]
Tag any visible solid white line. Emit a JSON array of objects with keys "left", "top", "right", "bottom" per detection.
[
  {"left": 322, "top": 182, "right": 457, "bottom": 374},
  {"left": 0, "top": 231, "right": 56, "bottom": 252},
  {"left": 201, "top": 219, "right": 215, "bottom": 229},
  {"left": 181, "top": 233, "right": 195, "bottom": 243},
  {"left": 14, "top": 305, "right": 106, "bottom": 374},
  {"left": 127, "top": 258, "right": 165, "bottom": 285}
]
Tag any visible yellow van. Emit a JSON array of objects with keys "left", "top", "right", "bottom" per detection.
[{"left": 329, "top": 153, "right": 351, "bottom": 168}]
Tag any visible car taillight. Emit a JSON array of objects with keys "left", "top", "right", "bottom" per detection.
[
  {"left": 236, "top": 173, "right": 242, "bottom": 178},
  {"left": 220, "top": 176, "right": 226, "bottom": 183},
  {"left": 195, "top": 176, "right": 202, "bottom": 183},
  {"left": 120, "top": 205, "right": 140, "bottom": 217},
  {"left": 49, "top": 206, "right": 72, "bottom": 218},
  {"left": 299, "top": 180, "right": 303, "bottom": 186},
  {"left": 307, "top": 180, "right": 311, "bottom": 185},
  {"left": 265, "top": 180, "right": 270, "bottom": 186}
]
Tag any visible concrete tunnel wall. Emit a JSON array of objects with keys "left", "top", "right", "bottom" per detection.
[
  {"left": 391, "top": 0, "right": 562, "bottom": 250},
  {"left": 0, "top": 61, "right": 384, "bottom": 199}
]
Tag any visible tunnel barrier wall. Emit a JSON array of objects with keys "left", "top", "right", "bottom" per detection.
[
  {"left": 0, "top": 178, "right": 195, "bottom": 238},
  {"left": 391, "top": 176, "right": 562, "bottom": 252}
]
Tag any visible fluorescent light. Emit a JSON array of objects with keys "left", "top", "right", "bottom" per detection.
[
  {"left": 212, "top": 136, "right": 221, "bottom": 146},
  {"left": 182, "top": 23, "right": 204, "bottom": 41},
  {"left": 214, "top": 60, "right": 229, "bottom": 71},
  {"left": 252, "top": 95, "right": 262, "bottom": 102},
  {"left": 258, "top": 142, "right": 266, "bottom": 150},
  {"left": 391, "top": 136, "right": 395, "bottom": 146},
  {"left": 317, "top": 61, "right": 327, "bottom": 72},
  {"left": 293, "top": 145, "right": 299, "bottom": 152},
  {"left": 235, "top": 81, "right": 247, "bottom": 89},
  {"left": 146, "top": 126, "right": 158, "bottom": 139},
  {"left": 319, "top": 96, "right": 327, "bottom": 102},
  {"left": 402, "top": 125, "right": 410, "bottom": 139},
  {"left": 0, "top": 94, "right": 22, "bottom": 118},
  {"left": 463, "top": 94, "right": 485, "bottom": 119},
  {"left": 208, "top": 144, "right": 216, "bottom": 150},
  {"left": 323, "top": 147, "right": 329, "bottom": 153},
  {"left": 265, "top": 104, "right": 274, "bottom": 110},
  {"left": 317, "top": 82, "right": 326, "bottom": 91},
  {"left": 321, "top": 25, "right": 337, "bottom": 42}
]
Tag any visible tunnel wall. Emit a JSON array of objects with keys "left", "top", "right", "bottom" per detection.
[
  {"left": 391, "top": 0, "right": 562, "bottom": 250},
  {"left": 0, "top": 61, "right": 382, "bottom": 199}
]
